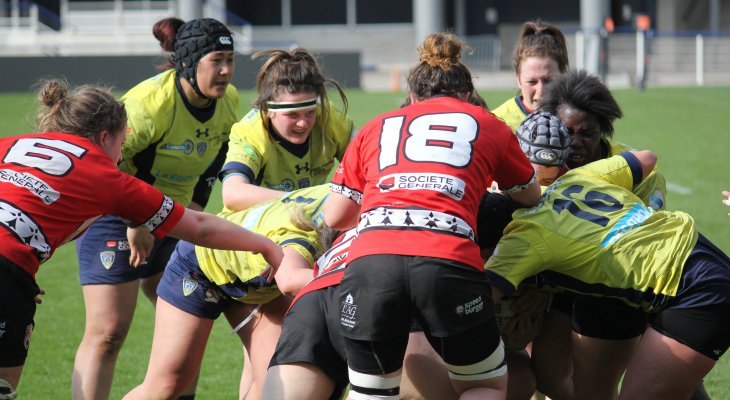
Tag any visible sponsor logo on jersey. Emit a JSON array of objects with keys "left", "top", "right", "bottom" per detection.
[
  {"left": 204, "top": 288, "right": 221, "bottom": 304},
  {"left": 161, "top": 140, "right": 194, "bottom": 155},
  {"left": 243, "top": 145, "right": 258, "bottom": 157},
  {"left": 195, "top": 128, "right": 209, "bottom": 139},
  {"left": 601, "top": 204, "right": 653, "bottom": 247},
  {"left": 295, "top": 162, "right": 309, "bottom": 174},
  {"left": 197, "top": 142, "right": 207, "bottom": 156},
  {"left": 269, "top": 179, "right": 295, "bottom": 191},
  {"left": 648, "top": 190, "right": 665, "bottom": 211},
  {"left": 182, "top": 276, "right": 198, "bottom": 296},
  {"left": 0, "top": 321, "right": 6, "bottom": 338},
  {"left": 456, "top": 295, "right": 484, "bottom": 317},
  {"left": 340, "top": 293, "right": 357, "bottom": 328},
  {"left": 0, "top": 169, "right": 60, "bottom": 204},
  {"left": 100, "top": 251, "right": 115, "bottom": 270},
  {"left": 377, "top": 173, "right": 466, "bottom": 200},
  {"left": 105, "top": 240, "right": 130, "bottom": 251}
]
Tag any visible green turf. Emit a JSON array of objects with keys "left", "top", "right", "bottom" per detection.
[{"left": 2, "top": 86, "right": 729, "bottom": 398}]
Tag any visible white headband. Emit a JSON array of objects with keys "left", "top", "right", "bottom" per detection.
[{"left": 267, "top": 97, "right": 318, "bottom": 113}]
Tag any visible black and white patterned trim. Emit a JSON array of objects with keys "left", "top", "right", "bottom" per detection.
[
  {"left": 503, "top": 172, "right": 537, "bottom": 194},
  {"left": 357, "top": 207, "right": 475, "bottom": 241},
  {"left": 0, "top": 200, "right": 51, "bottom": 261},
  {"left": 330, "top": 183, "right": 363, "bottom": 205},
  {"left": 143, "top": 196, "right": 175, "bottom": 232}
]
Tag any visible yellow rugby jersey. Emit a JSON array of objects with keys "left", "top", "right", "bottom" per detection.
[
  {"left": 492, "top": 96, "right": 530, "bottom": 132},
  {"left": 195, "top": 185, "right": 329, "bottom": 304},
  {"left": 485, "top": 153, "right": 698, "bottom": 313},
  {"left": 221, "top": 102, "right": 353, "bottom": 193},
  {"left": 606, "top": 139, "right": 666, "bottom": 210},
  {"left": 119, "top": 69, "right": 239, "bottom": 206}
]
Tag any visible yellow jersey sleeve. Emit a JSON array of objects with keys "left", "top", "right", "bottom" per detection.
[{"left": 492, "top": 97, "right": 529, "bottom": 132}]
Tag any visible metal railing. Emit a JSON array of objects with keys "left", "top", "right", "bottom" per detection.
[{"left": 1, "top": 1, "right": 728, "bottom": 87}]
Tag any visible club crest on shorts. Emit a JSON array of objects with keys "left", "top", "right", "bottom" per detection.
[
  {"left": 340, "top": 292, "right": 357, "bottom": 328},
  {"left": 99, "top": 251, "right": 115, "bottom": 270},
  {"left": 182, "top": 276, "right": 198, "bottom": 296}
]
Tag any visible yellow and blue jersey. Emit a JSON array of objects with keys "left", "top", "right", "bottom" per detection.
[
  {"left": 485, "top": 153, "right": 697, "bottom": 313},
  {"left": 220, "top": 102, "right": 353, "bottom": 196},
  {"left": 195, "top": 185, "right": 329, "bottom": 303},
  {"left": 606, "top": 139, "right": 666, "bottom": 210},
  {"left": 119, "top": 69, "right": 239, "bottom": 206},
  {"left": 492, "top": 96, "right": 531, "bottom": 132}
]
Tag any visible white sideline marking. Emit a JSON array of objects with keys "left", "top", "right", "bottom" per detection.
[{"left": 667, "top": 182, "right": 693, "bottom": 195}]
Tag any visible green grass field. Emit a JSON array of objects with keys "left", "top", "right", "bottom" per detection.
[{"left": 2, "top": 86, "right": 729, "bottom": 399}]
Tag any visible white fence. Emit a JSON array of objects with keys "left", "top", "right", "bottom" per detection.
[
  {"left": 0, "top": 0, "right": 252, "bottom": 56},
  {"left": 0, "top": 1, "right": 728, "bottom": 87}
]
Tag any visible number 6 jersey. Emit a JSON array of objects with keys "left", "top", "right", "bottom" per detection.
[
  {"left": 331, "top": 96, "right": 536, "bottom": 270},
  {"left": 0, "top": 132, "right": 185, "bottom": 278}
]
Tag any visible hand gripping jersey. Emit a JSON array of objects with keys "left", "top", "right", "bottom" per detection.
[
  {"left": 331, "top": 96, "right": 536, "bottom": 270},
  {"left": 0, "top": 133, "right": 184, "bottom": 278},
  {"left": 220, "top": 102, "right": 353, "bottom": 194},
  {"left": 119, "top": 69, "right": 239, "bottom": 206},
  {"left": 485, "top": 153, "right": 697, "bottom": 312},
  {"left": 195, "top": 185, "right": 330, "bottom": 303},
  {"left": 492, "top": 96, "right": 532, "bottom": 132},
  {"left": 290, "top": 228, "right": 357, "bottom": 308}
]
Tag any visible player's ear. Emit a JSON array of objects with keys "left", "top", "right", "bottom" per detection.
[{"left": 98, "top": 130, "right": 111, "bottom": 146}]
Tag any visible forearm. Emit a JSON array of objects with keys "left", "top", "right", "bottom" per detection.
[
  {"left": 171, "top": 209, "right": 276, "bottom": 254},
  {"left": 274, "top": 247, "right": 315, "bottom": 297},
  {"left": 509, "top": 181, "right": 542, "bottom": 207},
  {"left": 222, "top": 176, "right": 283, "bottom": 210},
  {"left": 323, "top": 192, "right": 361, "bottom": 230}
]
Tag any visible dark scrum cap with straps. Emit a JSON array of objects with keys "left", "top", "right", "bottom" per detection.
[{"left": 173, "top": 18, "right": 234, "bottom": 96}]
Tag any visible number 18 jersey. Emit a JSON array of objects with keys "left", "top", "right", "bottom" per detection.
[{"left": 331, "top": 96, "right": 536, "bottom": 270}]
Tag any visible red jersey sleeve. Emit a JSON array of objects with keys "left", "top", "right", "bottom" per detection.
[
  {"left": 113, "top": 173, "right": 185, "bottom": 239},
  {"left": 489, "top": 121, "right": 537, "bottom": 193}
]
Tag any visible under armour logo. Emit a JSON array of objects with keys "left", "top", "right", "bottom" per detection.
[
  {"left": 195, "top": 128, "right": 209, "bottom": 139},
  {"left": 295, "top": 163, "right": 310, "bottom": 174}
]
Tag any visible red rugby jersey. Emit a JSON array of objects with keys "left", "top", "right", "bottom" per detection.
[
  {"left": 331, "top": 96, "right": 535, "bottom": 270},
  {"left": 0, "top": 132, "right": 184, "bottom": 278},
  {"left": 289, "top": 228, "right": 357, "bottom": 308}
]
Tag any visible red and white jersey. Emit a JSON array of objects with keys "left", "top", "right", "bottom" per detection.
[
  {"left": 290, "top": 228, "right": 356, "bottom": 309},
  {"left": 331, "top": 97, "right": 535, "bottom": 270},
  {"left": 0, "top": 132, "right": 185, "bottom": 278}
]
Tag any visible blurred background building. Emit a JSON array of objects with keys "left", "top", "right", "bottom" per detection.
[{"left": 0, "top": 0, "right": 728, "bottom": 91}]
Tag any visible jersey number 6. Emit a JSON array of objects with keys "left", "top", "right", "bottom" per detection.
[{"left": 378, "top": 113, "right": 478, "bottom": 170}]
